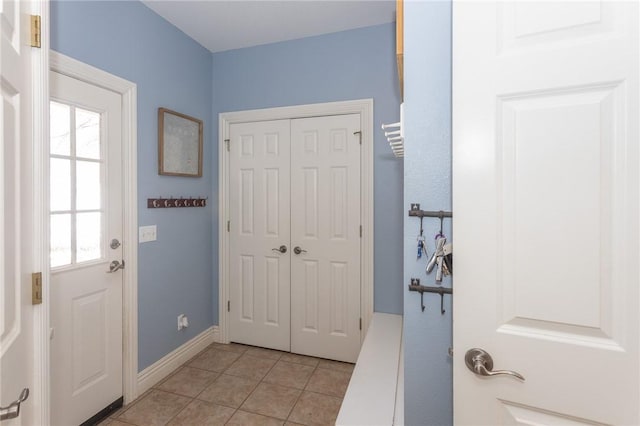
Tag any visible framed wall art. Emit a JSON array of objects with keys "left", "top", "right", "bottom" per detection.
[{"left": 158, "top": 107, "right": 203, "bottom": 177}]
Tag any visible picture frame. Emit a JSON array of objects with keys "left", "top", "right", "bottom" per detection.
[{"left": 158, "top": 107, "right": 203, "bottom": 177}]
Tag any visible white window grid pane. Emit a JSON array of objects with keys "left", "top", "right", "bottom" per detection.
[
  {"left": 49, "top": 100, "right": 106, "bottom": 269},
  {"left": 76, "top": 108, "right": 101, "bottom": 160},
  {"left": 50, "top": 101, "right": 71, "bottom": 156}
]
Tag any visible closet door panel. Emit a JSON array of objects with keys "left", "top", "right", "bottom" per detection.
[
  {"left": 229, "top": 120, "right": 291, "bottom": 351},
  {"left": 290, "top": 114, "right": 362, "bottom": 363}
]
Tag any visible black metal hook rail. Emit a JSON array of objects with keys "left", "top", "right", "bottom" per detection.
[
  {"left": 408, "top": 205, "right": 452, "bottom": 235},
  {"left": 407, "top": 209, "right": 452, "bottom": 219},
  {"left": 408, "top": 281, "right": 452, "bottom": 314}
]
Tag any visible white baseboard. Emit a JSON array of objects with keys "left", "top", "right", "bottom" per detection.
[{"left": 136, "top": 326, "right": 219, "bottom": 396}]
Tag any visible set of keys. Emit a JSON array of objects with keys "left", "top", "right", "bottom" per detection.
[
  {"left": 416, "top": 214, "right": 452, "bottom": 283},
  {"left": 426, "top": 236, "right": 452, "bottom": 283},
  {"left": 416, "top": 214, "right": 426, "bottom": 259}
]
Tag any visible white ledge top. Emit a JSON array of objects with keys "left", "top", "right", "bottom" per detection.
[{"left": 336, "top": 312, "right": 403, "bottom": 426}]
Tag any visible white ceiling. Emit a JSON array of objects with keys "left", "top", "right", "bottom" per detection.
[{"left": 142, "top": 0, "right": 397, "bottom": 53}]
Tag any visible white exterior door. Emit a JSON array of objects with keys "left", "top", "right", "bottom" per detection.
[
  {"left": 229, "top": 119, "right": 291, "bottom": 351},
  {"left": 453, "top": 1, "right": 639, "bottom": 424},
  {"left": 228, "top": 114, "right": 362, "bottom": 361},
  {"left": 1, "top": 1, "right": 40, "bottom": 424},
  {"left": 290, "top": 115, "right": 361, "bottom": 363},
  {"left": 49, "top": 71, "right": 124, "bottom": 425}
]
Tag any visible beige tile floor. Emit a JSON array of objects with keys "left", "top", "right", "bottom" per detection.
[{"left": 99, "top": 343, "right": 354, "bottom": 426}]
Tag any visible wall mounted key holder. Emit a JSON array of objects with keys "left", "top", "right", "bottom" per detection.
[
  {"left": 409, "top": 203, "right": 453, "bottom": 281},
  {"left": 147, "top": 197, "right": 207, "bottom": 208},
  {"left": 408, "top": 205, "right": 452, "bottom": 220},
  {"left": 408, "top": 278, "right": 452, "bottom": 314}
]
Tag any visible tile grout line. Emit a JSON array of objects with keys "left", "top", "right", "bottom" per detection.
[
  {"left": 162, "top": 395, "right": 194, "bottom": 426},
  {"left": 115, "top": 342, "right": 352, "bottom": 426},
  {"left": 285, "top": 363, "right": 318, "bottom": 424},
  {"left": 221, "top": 346, "right": 284, "bottom": 424},
  {"left": 154, "top": 372, "right": 223, "bottom": 425},
  {"left": 228, "top": 351, "right": 287, "bottom": 422},
  {"left": 204, "top": 349, "right": 261, "bottom": 425},
  {"left": 108, "top": 418, "right": 138, "bottom": 426}
]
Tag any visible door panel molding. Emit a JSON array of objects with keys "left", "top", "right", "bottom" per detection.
[
  {"left": 49, "top": 51, "right": 139, "bottom": 405},
  {"left": 228, "top": 119, "right": 291, "bottom": 350},
  {"left": 219, "top": 99, "right": 374, "bottom": 345},
  {"left": 452, "top": 1, "right": 638, "bottom": 424},
  {"left": 289, "top": 114, "right": 362, "bottom": 362}
]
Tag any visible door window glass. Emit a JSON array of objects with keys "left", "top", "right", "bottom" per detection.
[
  {"left": 75, "top": 108, "right": 100, "bottom": 159},
  {"left": 49, "top": 101, "right": 104, "bottom": 268},
  {"left": 50, "top": 101, "right": 71, "bottom": 156}
]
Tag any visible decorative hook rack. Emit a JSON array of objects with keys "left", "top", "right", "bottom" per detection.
[
  {"left": 408, "top": 204, "right": 452, "bottom": 219},
  {"left": 409, "top": 204, "right": 452, "bottom": 243},
  {"left": 408, "top": 204, "right": 453, "bottom": 313},
  {"left": 408, "top": 278, "right": 452, "bottom": 314},
  {"left": 147, "top": 197, "right": 207, "bottom": 209}
]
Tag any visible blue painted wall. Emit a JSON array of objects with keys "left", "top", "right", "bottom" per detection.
[
  {"left": 403, "top": 1, "right": 453, "bottom": 424},
  {"left": 51, "top": 1, "right": 405, "bottom": 371},
  {"left": 51, "top": 0, "right": 214, "bottom": 371},
  {"left": 212, "top": 23, "right": 404, "bottom": 316}
]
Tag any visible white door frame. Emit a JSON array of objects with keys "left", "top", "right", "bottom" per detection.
[
  {"left": 218, "top": 99, "right": 374, "bottom": 345},
  {"left": 49, "top": 51, "right": 139, "bottom": 405},
  {"left": 30, "top": 1, "right": 50, "bottom": 423}
]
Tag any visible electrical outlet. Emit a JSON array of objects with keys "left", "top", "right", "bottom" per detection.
[
  {"left": 139, "top": 225, "right": 157, "bottom": 243},
  {"left": 177, "top": 314, "right": 189, "bottom": 330}
]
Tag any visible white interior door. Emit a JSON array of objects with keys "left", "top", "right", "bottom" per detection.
[
  {"left": 453, "top": 1, "right": 639, "bottom": 424},
  {"left": 1, "top": 1, "right": 37, "bottom": 424},
  {"left": 290, "top": 115, "right": 361, "bottom": 363},
  {"left": 49, "top": 71, "right": 124, "bottom": 426},
  {"left": 228, "top": 114, "right": 362, "bottom": 361},
  {"left": 229, "top": 119, "right": 291, "bottom": 351}
]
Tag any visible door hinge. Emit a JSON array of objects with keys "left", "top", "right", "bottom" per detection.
[
  {"left": 225, "top": 139, "right": 230, "bottom": 152},
  {"left": 32, "top": 272, "right": 42, "bottom": 305},
  {"left": 227, "top": 300, "right": 230, "bottom": 312},
  {"left": 353, "top": 131, "right": 362, "bottom": 145},
  {"left": 30, "top": 15, "right": 41, "bottom": 48},
  {"left": 359, "top": 318, "right": 362, "bottom": 330},
  {"left": 227, "top": 220, "right": 230, "bottom": 232},
  {"left": 359, "top": 225, "right": 362, "bottom": 238}
]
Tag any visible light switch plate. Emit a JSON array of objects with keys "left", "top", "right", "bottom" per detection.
[{"left": 139, "top": 225, "right": 157, "bottom": 243}]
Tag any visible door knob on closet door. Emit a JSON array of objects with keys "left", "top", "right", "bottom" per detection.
[
  {"left": 464, "top": 348, "right": 525, "bottom": 381},
  {"left": 293, "top": 246, "right": 307, "bottom": 255},
  {"left": 272, "top": 245, "right": 287, "bottom": 254}
]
